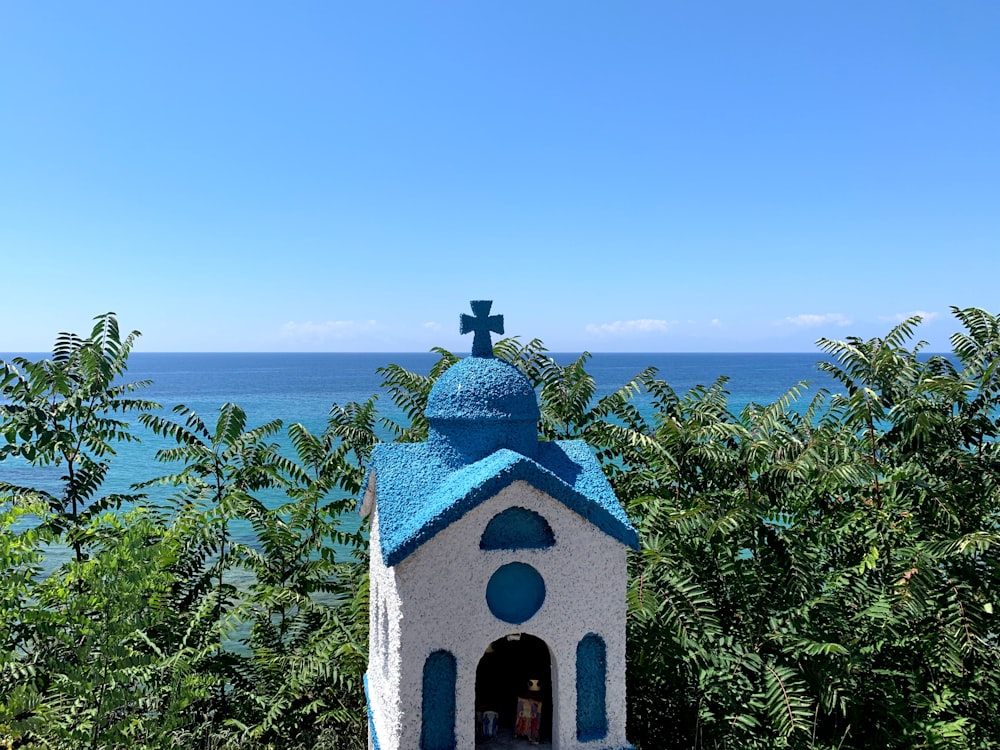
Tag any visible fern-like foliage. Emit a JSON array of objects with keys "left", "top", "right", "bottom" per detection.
[
  {"left": 622, "top": 309, "right": 1000, "bottom": 749},
  {"left": 0, "top": 313, "right": 158, "bottom": 561},
  {"left": 376, "top": 346, "right": 458, "bottom": 442}
]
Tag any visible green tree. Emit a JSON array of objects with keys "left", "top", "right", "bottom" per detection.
[
  {"left": 2, "top": 508, "right": 202, "bottom": 749},
  {"left": 623, "top": 309, "right": 1000, "bottom": 749},
  {"left": 0, "top": 315, "right": 179, "bottom": 749},
  {"left": 0, "top": 313, "right": 158, "bottom": 562},
  {"left": 233, "top": 401, "right": 376, "bottom": 749},
  {"left": 137, "top": 402, "right": 288, "bottom": 741}
]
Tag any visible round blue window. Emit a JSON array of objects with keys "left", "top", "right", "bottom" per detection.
[{"left": 486, "top": 562, "right": 545, "bottom": 624}]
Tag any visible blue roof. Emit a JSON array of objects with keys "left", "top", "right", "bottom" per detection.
[
  {"left": 365, "top": 303, "right": 637, "bottom": 566},
  {"left": 367, "top": 439, "right": 639, "bottom": 566}
]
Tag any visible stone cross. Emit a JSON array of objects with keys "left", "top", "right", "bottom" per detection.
[{"left": 460, "top": 300, "right": 504, "bottom": 358}]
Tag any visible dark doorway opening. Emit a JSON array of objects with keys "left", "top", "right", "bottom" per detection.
[{"left": 475, "top": 633, "right": 552, "bottom": 745}]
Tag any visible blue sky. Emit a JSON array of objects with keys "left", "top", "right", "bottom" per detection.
[{"left": 2, "top": 2, "right": 997, "bottom": 353}]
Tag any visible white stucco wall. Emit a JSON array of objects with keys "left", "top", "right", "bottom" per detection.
[
  {"left": 366, "top": 480, "right": 631, "bottom": 750},
  {"left": 367, "top": 502, "right": 405, "bottom": 750}
]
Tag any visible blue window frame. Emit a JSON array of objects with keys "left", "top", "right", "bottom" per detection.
[
  {"left": 576, "top": 633, "right": 608, "bottom": 741},
  {"left": 421, "top": 650, "right": 457, "bottom": 750}
]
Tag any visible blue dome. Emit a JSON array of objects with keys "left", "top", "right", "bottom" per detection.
[
  {"left": 427, "top": 357, "right": 539, "bottom": 421},
  {"left": 426, "top": 357, "right": 539, "bottom": 462}
]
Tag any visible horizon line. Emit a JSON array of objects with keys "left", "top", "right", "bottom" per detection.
[{"left": 2, "top": 349, "right": 951, "bottom": 357}]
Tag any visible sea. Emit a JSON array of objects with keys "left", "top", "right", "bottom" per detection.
[{"left": 1, "top": 352, "right": 841, "bottom": 569}]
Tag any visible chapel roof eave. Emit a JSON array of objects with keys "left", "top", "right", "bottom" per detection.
[{"left": 366, "top": 440, "right": 640, "bottom": 567}]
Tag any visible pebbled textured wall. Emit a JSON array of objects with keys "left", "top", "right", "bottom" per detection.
[{"left": 366, "top": 480, "right": 631, "bottom": 750}]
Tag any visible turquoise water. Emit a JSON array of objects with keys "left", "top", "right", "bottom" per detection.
[{"left": 1, "top": 351, "right": 838, "bottom": 568}]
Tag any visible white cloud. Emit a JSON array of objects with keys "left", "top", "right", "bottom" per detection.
[
  {"left": 710, "top": 318, "right": 721, "bottom": 327},
  {"left": 585, "top": 319, "right": 671, "bottom": 336},
  {"left": 782, "top": 313, "right": 852, "bottom": 328},
  {"left": 422, "top": 321, "right": 441, "bottom": 330},
  {"left": 280, "top": 319, "right": 377, "bottom": 340},
  {"left": 882, "top": 309, "right": 940, "bottom": 323}
]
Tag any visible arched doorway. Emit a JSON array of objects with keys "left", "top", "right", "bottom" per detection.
[{"left": 475, "top": 634, "right": 553, "bottom": 746}]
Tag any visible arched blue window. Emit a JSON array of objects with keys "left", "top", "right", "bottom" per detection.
[
  {"left": 421, "top": 650, "right": 456, "bottom": 750},
  {"left": 576, "top": 633, "right": 607, "bottom": 741},
  {"left": 480, "top": 507, "right": 555, "bottom": 550}
]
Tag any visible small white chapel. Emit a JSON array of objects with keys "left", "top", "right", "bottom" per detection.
[{"left": 361, "top": 301, "right": 638, "bottom": 750}]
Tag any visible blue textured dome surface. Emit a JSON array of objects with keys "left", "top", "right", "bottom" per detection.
[{"left": 426, "top": 357, "right": 540, "bottom": 422}]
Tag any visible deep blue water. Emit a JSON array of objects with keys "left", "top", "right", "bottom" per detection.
[
  {"left": 1, "top": 352, "right": 839, "bottom": 567},
  {"left": 1, "top": 350, "right": 840, "bottom": 498},
  {"left": 127, "top": 351, "right": 837, "bottom": 424}
]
